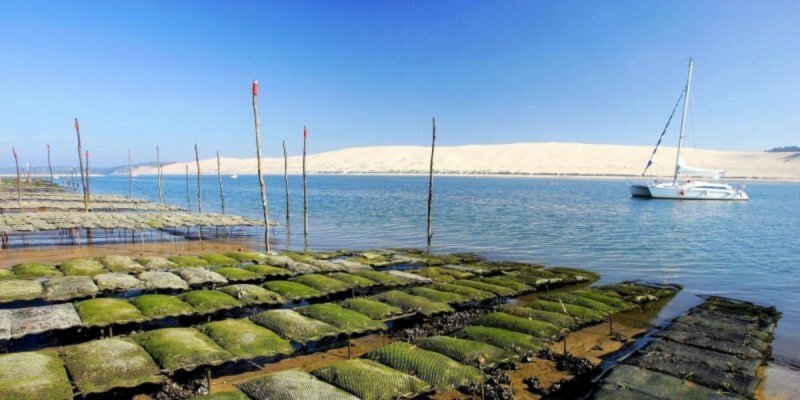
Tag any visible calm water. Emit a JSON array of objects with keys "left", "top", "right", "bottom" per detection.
[{"left": 91, "top": 174, "right": 800, "bottom": 366}]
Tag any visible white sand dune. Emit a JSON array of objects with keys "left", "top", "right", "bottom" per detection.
[{"left": 130, "top": 142, "right": 800, "bottom": 181}]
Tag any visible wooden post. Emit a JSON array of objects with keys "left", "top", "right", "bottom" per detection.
[
  {"left": 85, "top": 150, "right": 91, "bottom": 209},
  {"left": 74, "top": 118, "right": 88, "bottom": 211},
  {"left": 185, "top": 164, "right": 191, "bottom": 211},
  {"left": 426, "top": 117, "right": 436, "bottom": 253},
  {"left": 156, "top": 145, "right": 164, "bottom": 205},
  {"left": 12, "top": 147, "right": 21, "bottom": 205},
  {"left": 216, "top": 150, "right": 225, "bottom": 214},
  {"left": 25, "top": 163, "right": 32, "bottom": 191},
  {"left": 128, "top": 149, "right": 133, "bottom": 199},
  {"left": 282, "top": 140, "right": 290, "bottom": 233},
  {"left": 46, "top": 144, "right": 54, "bottom": 192},
  {"left": 251, "top": 80, "right": 270, "bottom": 252},
  {"left": 195, "top": 144, "right": 203, "bottom": 213},
  {"left": 302, "top": 126, "right": 308, "bottom": 250},
  {"left": 609, "top": 315, "right": 613, "bottom": 335}
]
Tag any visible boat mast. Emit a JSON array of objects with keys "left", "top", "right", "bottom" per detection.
[{"left": 673, "top": 58, "right": 694, "bottom": 183}]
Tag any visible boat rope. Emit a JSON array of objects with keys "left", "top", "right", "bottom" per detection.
[{"left": 642, "top": 88, "right": 686, "bottom": 176}]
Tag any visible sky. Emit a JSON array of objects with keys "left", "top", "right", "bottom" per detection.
[{"left": 0, "top": 1, "right": 798, "bottom": 167}]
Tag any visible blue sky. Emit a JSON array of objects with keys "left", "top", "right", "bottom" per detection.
[{"left": 1, "top": 1, "right": 798, "bottom": 167}]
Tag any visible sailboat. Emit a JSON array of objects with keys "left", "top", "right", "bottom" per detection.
[{"left": 630, "top": 59, "right": 749, "bottom": 201}]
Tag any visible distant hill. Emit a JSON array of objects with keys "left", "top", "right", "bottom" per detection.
[
  {"left": 766, "top": 146, "right": 800, "bottom": 153},
  {"left": 125, "top": 142, "right": 800, "bottom": 181}
]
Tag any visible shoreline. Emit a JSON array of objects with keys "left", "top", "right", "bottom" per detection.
[{"left": 89, "top": 172, "right": 800, "bottom": 184}]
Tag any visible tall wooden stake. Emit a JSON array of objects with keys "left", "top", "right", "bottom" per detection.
[
  {"left": 251, "top": 80, "right": 270, "bottom": 252},
  {"left": 128, "top": 149, "right": 133, "bottom": 199},
  {"left": 216, "top": 150, "right": 225, "bottom": 214},
  {"left": 12, "top": 147, "right": 21, "bottom": 205},
  {"left": 302, "top": 126, "right": 308, "bottom": 249},
  {"left": 185, "top": 164, "right": 191, "bottom": 211},
  {"left": 74, "top": 118, "right": 88, "bottom": 211},
  {"left": 156, "top": 145, "right": 164, "bottom": 205},
  {"left": 427, "top": 117, "right": 436, "bottom": 253},
  {"left": 195, "top": 144, "right": 203, "bottom": 213},
  {"left": 46, "top": 144, "right": 54, "bottom": 192},
  {"left": 85, "top": 150, "right": 91, "bottom": 208},
  {"left": 282, "top": 140, "right": 290, "bottom": 233}
]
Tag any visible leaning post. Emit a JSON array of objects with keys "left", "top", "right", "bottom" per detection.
[
  {"left": 216, "top": 150, "right": 225, "bottom": 214},
  {"left": 426, "top": 117, "right": 436, "bottom": 253},
  {"left": 251, "top": 80, "right": 270, "bottom": 252},
  {"left": 195, "top": 144, "right": 203, "bottom": 213}
]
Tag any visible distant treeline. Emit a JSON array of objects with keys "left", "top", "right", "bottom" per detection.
[{"left": 766, "top": 146, "right": 800, "bottom": 152}]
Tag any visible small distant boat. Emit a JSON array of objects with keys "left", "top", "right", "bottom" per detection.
[
  {"left": 230, "top": 174, "right": 238, "bottom": 179},
  {"left": 630, "top": 59, "right": 748, "bottom": 201}
]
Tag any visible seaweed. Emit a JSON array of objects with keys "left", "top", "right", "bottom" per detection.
[
  {"left": 168, "top": 255, "right": 210, "bottom": 268},
  {"left": 0, "top": 268, "right": 14, "bottom": 280},
  {"left": 523, "top": 299, "right": 607, "bottom": 323},
  {"left": 225, "top": 251, "right": 270, "bottom": 264},
  {"left": 291, "top": 274, "right": 353, "bottom": 293},
  {"left": 75, "top": 298, "right": 147, "bottom": 326},
  {"left": 364, "top": 342, "right": 483, "bottom": 392},
  {"left": 474, "top": 276, "right": 532, "bottom": 292},
  {"left": 0, "top": 279, "right": 43, "bottom": 302},
  {"left": 541, "top": 293, "right": 617, "bottom": 314},
  {"left": 201, "top": 253, "right": 241, "bottom": 267},
  {"left": 236, "top": 369, "right": 359, "bottom": 400},
  {"left": 451, "top": 279, "right": 517, "bottom": 297},
  {"left": 244, "top": 264, "right": 293, "bottom": 277},
  {"left": 473, "top": 312, "right": 563, "bottom": 339},
  {"left": 12, "top": 263, "right": 62, "bottom": 279},
  {"left": 251, "top": 309, "right": 342, "bottom": 343},
  {"left": 340, "top": 298, "right": 405, "bottom": 320},
  {"left": 136, "top": 256, "right": 178, "bottom": 269},
  {"left": 200, "top": 319, "right": 293, "bottom": 359},
  {"left": 178, "top": 290, "right": 242, "bottom": 313},
  {"left": 297, "top": 303, "right": 386, "bottom": 333},
  {"left": 193, "top": 390, "right": 251, "bottom": 400},
  {"left": 351, "top": 270, "right": 410, "bottom": 286},
  {"left": 98, "top": 255, "right": 145, "bottom": 273},
  {"left": 60, "top": 338, "right": 162, "bottom": 394},
  {"left": 131, "top": 294, "right": 195, "bottom": 318},
  {"left": 428, "top": 282, "right": 496, "bottom": 301},
  {"left": 415, "top": 336, "right": 512, "bottom": 367},
  {"left": 408, "top": 287, "right": 468, "bottom": 304},
  {"left": 457, "top": 326, "right": 547, "bottom": 354},
  {"left": 218, "top": 284, "right": 284, "bottom": 305},
  {"left": 262, "top": 280, "right": 323, "bottom": 300},
  {"left": 133, "top": 327, "right": 233, "bottom": 371},
  {"left": 0, "top": 350, "right": 72, "bottom": 400},
  {"left": 572, "top": 289, "right": 634, "bottom": 309},
  {"left": 213, "top": 267, "right": 262, "bottom": 282},
  {"left": 373, "top": 290, "right": 453, "bottom": 316},
  {"left": 313, "top": 359, "right": 431, "bottom": 400},
  {"left": 58, "top": 258, "right": 107, "bottom": 277},
  {"left": 500, "top": 306, "right": 577, "bottom": 328},
  {"left": 327, "top": 272, "right": 377, "bottom": 288}
]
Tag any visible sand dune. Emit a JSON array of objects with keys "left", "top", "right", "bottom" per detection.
[{"left": 129, "top": 142, "right": 800, "bottom": 181}]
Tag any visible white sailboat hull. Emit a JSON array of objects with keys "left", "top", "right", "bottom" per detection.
[{"left": 647, "top": 182, "right": 749, "bottom": 201}]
